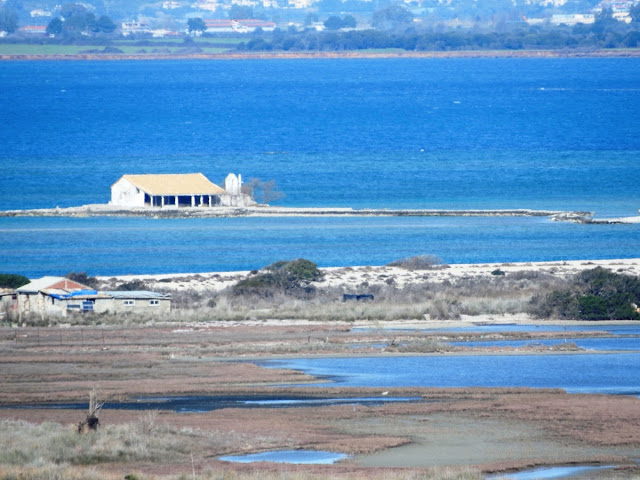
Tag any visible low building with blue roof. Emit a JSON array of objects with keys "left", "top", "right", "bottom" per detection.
[{"left": 15, "top": 277, "right": 170, "bottom": 319}]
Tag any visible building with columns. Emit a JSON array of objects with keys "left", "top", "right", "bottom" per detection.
[{"left": 110, "top": 173, "right": 253, "bottom": 208}]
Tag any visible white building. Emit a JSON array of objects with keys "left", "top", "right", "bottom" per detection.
[
  {"left": 110, "top": 172, "right": 253, "bottom": 208},
  {"left": 550, "top": 13, "right": 595, "bottom": 24},
  {"left": 121, "top": 21, "right": 152, "bottom": 36}
]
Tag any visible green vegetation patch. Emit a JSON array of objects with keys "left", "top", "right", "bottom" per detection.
[
  {"left": 529, "top": 267, "right": 640, "bottom": 320},
  {"left": 387, "top": 255, "right": 446, "bottom": 270},
  {"left": 233, "top": 258, "right": 324, "bottom": 298},
  {"left": 0, "top": 273, "right": 29, "bottom": 289}
]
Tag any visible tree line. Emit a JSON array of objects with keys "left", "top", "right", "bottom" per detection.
[
  {"left": 237, "top": 12, "right": 640, "bottom": 52},
  {"left": 2, "top": 1, "right": 640, "bottom": 51}
]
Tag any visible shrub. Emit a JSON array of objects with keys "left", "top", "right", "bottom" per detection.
[
  {"left": 116, "top": 280, "right": 147, "bottom": 291},
  {"left": 529, "top": 267, "right": 640, "bottom": 320},
  {"left": 233, "top": 259, "right": 323, "bottom": 298},
  {"left": 491, "top": 269, "right": 506, "bottom": 276},
  {"left": 387, "top": 255, "right": 446, "bottom": 270},
  {"left": 264, "top": 258, "right": 324, "bottom": 282},
  {"left": 66, "top": 272, "right": 99, "bottom": 289},
  {"left": 0, "top": 273, "right": 30, "bottom": 289}
]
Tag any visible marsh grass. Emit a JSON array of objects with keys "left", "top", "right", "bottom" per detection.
[
  {"left": 0, "top": 419, "right": 481, "bottom": 480},
  {"left": 0, "top": 418, "right": 275, "bottom": 468},
  {"left": 0, "top": 466, "right": 482, "bottom": 480}
]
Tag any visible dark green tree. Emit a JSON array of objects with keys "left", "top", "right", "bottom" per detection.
[
  {"left": 60, "top": 2, "right": 88, "bottom": 20},
  {"left": 324, "top": 15, "right": 345, "bottom": 30},
  {"left": 63, "top": 10, "right": 96, "bottom": 34},
  {"left": 187, "top": 17, "right": 207, "bottom": 34},
  {"left": 371, "top": 4, "right": 414, "bottom": 30},
  {"left": 592, "top": 6, "right": 617, "bottom": 33},
  {"left": 342, "top": 15, "right": 357, "bottom": 28},
  {"left": 529, "top": 267, "right": 640, "bottom": 321},
  {"left": 66, "top": 272, "right": 99, "bottom": 289},
  {"left": 46, "top": 17, "right": 64, "bottom": 36},
  {"left": 116, "top": 279, "right": 147, "bottom": 291},
  {"left": 0, "top": 6, "right": 18, "bottom": 33},
  {"left": 0, "top": 273, "right": 29, "bottom": 289},
  {"left": 94, "top": 15, "right": 116, "bottom": 34},
  {"left": 233, "top": 259, "right": 324, "bottom": 298}
]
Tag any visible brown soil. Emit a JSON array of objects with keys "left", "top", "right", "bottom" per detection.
[{"left": 1, "top": 324, "right": 639, "bottom": 478}]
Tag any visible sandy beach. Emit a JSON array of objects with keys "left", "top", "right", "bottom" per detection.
[{"left": 104, "top": 257, "right": 640, "bottom": 296}]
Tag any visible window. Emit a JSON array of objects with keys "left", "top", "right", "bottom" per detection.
[
  {"left": 123, "top": 300, "right": 135, "bottom": 306},
  {"left": 149, "top": 300, "right": 160, "bottom": 306}
]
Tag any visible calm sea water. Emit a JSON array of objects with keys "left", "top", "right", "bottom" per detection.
[{"left": 1, "top": 58, "right": 639, "bottom": 276}]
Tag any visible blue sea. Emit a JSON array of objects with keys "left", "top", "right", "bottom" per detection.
[{"left": 1, "top": 58, "right": 639, "bottom": 276}]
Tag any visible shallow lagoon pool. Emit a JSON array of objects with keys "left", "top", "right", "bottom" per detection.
[
  {"left": 487, "top": 465, "right": 615, "bottom": 479},
  {"left": 219, "top": 450, "right": 348, "bottom": 464},
  {"left": 259, "top": 353, "right": 640, "bottom": 395},
  {"left": 450, "top": 336, "right": 640, "bottom": 352}
]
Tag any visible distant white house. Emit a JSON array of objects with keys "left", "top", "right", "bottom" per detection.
[
  {"left": 15, "top": 276, "right": 171, "bottom": 318},
  {"left": 30, "top": 9, "right": 52, "bottom": 17},
  {"left": 121, "top": 21, "right": 151, "bottom": 36},
  {"left": 550, "top": 13, "right": 595, "bottom": 25},
  {"left": 204, "top": 19, "right": 277, "bottom": 33},
  {"left": 110, "top": 172, "right": 253, "bottom": 208}
]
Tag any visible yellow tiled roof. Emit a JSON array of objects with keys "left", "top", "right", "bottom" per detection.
[{"left": 120, "top": 173, "right": 226, "bottom": 196}]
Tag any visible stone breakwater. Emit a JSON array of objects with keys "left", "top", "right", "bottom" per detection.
[{"left": 0, "top": 204, "right": 600, "bottom": 221}]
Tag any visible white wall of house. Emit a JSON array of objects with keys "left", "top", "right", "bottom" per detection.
[
  {"left": 92, "top": 297, "right": 171, "bottom": 314},
  {"left": 18, "top": 293, "right": 67, "bottom": 318},
  {"left": 111, "top": 178, "right": 146, "bottom": 207},
  {"left": 17, "top": 293, "right": 171, "bottom": 318}
]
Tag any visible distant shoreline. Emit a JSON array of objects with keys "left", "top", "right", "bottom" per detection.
[
  {"left": 0, "top": 204, "right": 598, "bottom": 221},
  {"left": 3, "top": 204, "right": 639, "bottom": 223},
  {"left": 2, "top": 48, "right": 640, "bottom": 61},
  {"left": 4, "top": 203, "right": 640, "bottom": 223}
]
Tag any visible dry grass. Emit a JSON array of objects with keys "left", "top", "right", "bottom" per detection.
[
  {"left": 0, "top": 417, "right": 276, "bottom": 469},
  {"left": 0, "top": 415, "right": 482, "bottom": 480},
  {"left": 0, "top": 465, "right": 483, "bottom": 480},
  {"left": 166, "top": 272, "right": 563, "bottom": 323},
  {"left": 14, "top": 269, "right": 567, "bottom": 327}
]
